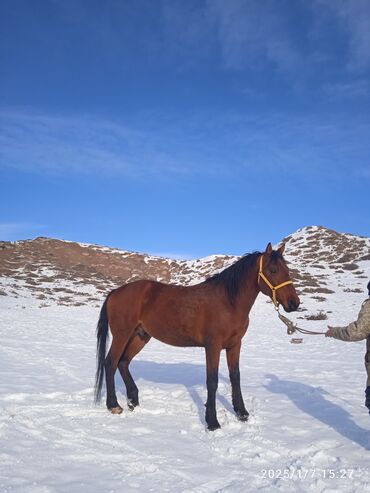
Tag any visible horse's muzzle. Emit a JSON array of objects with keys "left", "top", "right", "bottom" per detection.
[{"left": 285, "top": 298, "right": 300, "bottom": 313}]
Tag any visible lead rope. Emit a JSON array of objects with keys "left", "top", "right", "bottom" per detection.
[
  {"left": 276, "top": 307, "right": 326, "bottom": 336},
  {"left": 258, "top": 254, "right": 327, "bottom": 337}
]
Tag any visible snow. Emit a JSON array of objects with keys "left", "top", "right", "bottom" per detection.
[
  {"left": 1, "top": 280, "right": 370, "bottom": 492},
  {"left": 1, "top": 225, "right": 369, "bottom": 491}
]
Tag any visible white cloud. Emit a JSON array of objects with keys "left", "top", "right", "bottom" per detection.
[
  {"left": 0, "top": 109, "right": 195, "bottom": 178},
  {"left": 312, "top": 0, "right": 370, "bottom": 72},
  {"left": 322, "top": 79, "right": 369, "bottom": 99},
  {"left": 206, "top": 0, "right": 302, "bottom": 74},
  {"left": 1, "top": 107, "right": 369, "bottom": 183},
  {"left": 36, "top": 1, "right": 370, "bottom": 85},
  {"left": 159, "top": 0, "right": 370, "bottom": 85}
]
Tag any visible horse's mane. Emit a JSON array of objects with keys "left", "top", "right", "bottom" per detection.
[
  {"left": 205, "top": 250, "right": 283, "bottom": 305},
  {"left": 204, "top": 251, "right": 261, "bottom": 305}
]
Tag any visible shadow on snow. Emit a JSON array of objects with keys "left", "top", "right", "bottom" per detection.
[
  {"left": 115, "top": 359, "right": 232, "bottom": 425},
  {"left": 264, "top": 373, "right": 370, "bottom": 451}
]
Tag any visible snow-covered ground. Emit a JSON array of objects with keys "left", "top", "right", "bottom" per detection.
[{"left": 1, "top": 280, "right": 369, "bottom": 493}]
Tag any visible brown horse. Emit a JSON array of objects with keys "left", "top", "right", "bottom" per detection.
[{"left": 94, "top": 243, "right": 300, "bottom": 430}]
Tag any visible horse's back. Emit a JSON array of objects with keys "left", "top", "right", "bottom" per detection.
[{"left": 107, "top": 279, "right": 189, "bottom": 320}]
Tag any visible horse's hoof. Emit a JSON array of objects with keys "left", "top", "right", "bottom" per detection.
[
  {"left": 127, "top": 399, "right": 138, "bottom": 411},
  {"left": 236, "top": 412, "right": 249, "bottom": 422},
  {"left": 207, "top": 422, "right": 221, "bottom": 431},
  {"left": 109, "top": 406, "right": 123, "bottom": 415}
]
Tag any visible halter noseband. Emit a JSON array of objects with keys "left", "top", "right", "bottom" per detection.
[{"left": 258, "top": 254, "right": 293, "bottom": 309}]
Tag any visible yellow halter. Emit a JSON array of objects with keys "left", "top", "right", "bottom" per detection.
[{"left": 258, "top": 254, "right": 293, "bottom": 309}]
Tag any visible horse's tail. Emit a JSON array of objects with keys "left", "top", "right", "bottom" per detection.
[{"left": 94, "top": 293, "right": 112, "bottom": 403}]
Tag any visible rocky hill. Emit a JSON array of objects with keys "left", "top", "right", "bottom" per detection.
[
  {"left": 0, "top": 236, "right": 234, "bottom": 307},
  {"left": 0, "top": 226, "right": 369, "bottom": 314}
]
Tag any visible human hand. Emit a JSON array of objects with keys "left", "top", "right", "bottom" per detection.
[{"left": 325, "top": 326, "right": 335, "bottom": 338}]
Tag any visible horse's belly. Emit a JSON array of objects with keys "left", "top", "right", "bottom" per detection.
[
  {"left": 157, "top": 334, "right": 201, "bottom": 347},
  {"left": 141, "top": 322, "right": 202, "bottom": 348}
]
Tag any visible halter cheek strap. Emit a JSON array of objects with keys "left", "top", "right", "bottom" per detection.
[{"left": 258, "top": 255, "right": 293, "bottom": 308}]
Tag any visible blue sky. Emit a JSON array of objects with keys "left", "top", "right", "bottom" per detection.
[{"left": 1, "top": 0, "right": 369, "bottom": 258}]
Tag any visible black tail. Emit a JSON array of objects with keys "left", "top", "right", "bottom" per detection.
[{"left": 94, "top": 295, "right": 111, "bottom": 403}]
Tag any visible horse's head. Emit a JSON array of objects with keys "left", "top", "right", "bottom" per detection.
[{"left": 258, "top": 243, "right": 300, "bottom": 313}]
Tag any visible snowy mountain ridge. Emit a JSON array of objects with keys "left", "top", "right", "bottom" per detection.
[{"left": 0, "top": 225, "right": 369, "bottom": 315}]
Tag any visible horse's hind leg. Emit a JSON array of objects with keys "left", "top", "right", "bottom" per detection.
[
  {"left": 118, "top": 328, "right": 151, "bottom": 410},
  {"left": 105, "top": 332, "right": 134, "bottom": 414}
]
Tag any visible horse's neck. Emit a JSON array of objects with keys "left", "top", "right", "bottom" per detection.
[{"left": 236, "top": 264, "right": 260, "bottom": 317}]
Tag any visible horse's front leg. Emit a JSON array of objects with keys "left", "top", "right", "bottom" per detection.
[
  {"left": 205, "top": 344, "right": 221, "bottom": 430},
  {"left": 226, "top": 341, "right": 249, "bottom": 421}
]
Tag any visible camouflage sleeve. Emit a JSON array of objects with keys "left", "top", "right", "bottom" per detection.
[{"left": 331, "top": 300, "right": 370, "bottom": 342}]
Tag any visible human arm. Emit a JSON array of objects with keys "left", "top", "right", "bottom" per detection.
[{"left": 325, "top": 300, "right": 370, "bottom": 342}]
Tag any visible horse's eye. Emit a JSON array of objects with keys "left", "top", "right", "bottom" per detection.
[{"left": 270, "top": 267, "right": 277, "bottom": 274}]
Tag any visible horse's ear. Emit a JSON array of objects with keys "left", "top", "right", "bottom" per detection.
[
  {"left": 265, "top": 243, "right": 273, "bottom": 255},
  {"left": 277, "top": 243, "right": 285, "bottom": 255}
]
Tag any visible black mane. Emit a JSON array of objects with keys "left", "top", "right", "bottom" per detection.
[
  {"left": 205, "top": 250, "right": 284, "bottom": 305},
  {"left": 205, "top": 251, "right": 262, "bottom": 304}
]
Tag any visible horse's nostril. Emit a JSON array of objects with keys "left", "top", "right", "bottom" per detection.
[{"left": 288, "top": 299, "right": 298, "bottom": 311}]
